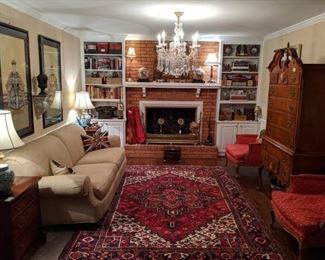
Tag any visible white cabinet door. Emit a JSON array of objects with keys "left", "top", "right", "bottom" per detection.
[
  {"left": 237, "top": 123, "right": 260, "bottom": 135},
  {"left": 95, "top": 120, "right": 126, "bottom": 147},
  {"left": 216, "top": 123, "right": 237, "bottom": 155}
]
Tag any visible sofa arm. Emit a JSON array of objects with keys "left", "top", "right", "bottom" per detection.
[
  {"left": 108, "top": 135, "right": 121, "bottom": 147},
  {"left": 39, "top": 175, "right": 91, "bottom": 197},
  {"left": 288, "top": 174, "right": 325, "bottom": 194}
]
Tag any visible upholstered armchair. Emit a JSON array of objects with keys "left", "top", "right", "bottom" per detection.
[
  {"left": 271, "top": 174, "right": 325, "bottom": 260},
  {"left": 225, "top": 134, "right": 263, "bottom": 190}
]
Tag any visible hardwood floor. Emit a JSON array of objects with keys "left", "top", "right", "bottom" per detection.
[{"left": 31, "top": 160, "right": 325, "bottom": 260}]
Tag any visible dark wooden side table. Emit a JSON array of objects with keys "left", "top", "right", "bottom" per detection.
[
  {"left": 164, "top": 145, "right": 181, "bottom": 164},
  {"left": 0, "top": 176, "right": 46, "bottom": 260}
]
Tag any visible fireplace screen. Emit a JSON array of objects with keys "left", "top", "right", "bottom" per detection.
[{"left": 146, "top": 107, "right": 196, "bottom": 135}]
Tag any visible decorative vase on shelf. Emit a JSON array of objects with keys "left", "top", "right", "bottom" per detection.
[{"left": 0, "top": 164, "right": 14, "bottom": 196}]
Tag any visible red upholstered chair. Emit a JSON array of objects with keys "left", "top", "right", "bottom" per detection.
[
  {"left": 271, "top": 174, "right": 325, "bottom": 260},
  {"left": 225, "top": 134, "right": 263, "bottom": 190}
]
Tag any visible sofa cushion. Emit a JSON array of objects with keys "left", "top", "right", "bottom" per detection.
[
  {"left": 49, "top": 123, "right": 86, "bottom": 165},
  {"left": 73, "top": 163, "right": 118, "bottom": 200},
  {"left": 272, "top": 191, "right": 325, "bottom": 240},
  {"left": 4, "top": 135, "right": 73, "bottom": 176},
  {"left": 76, "top": 147, "right": 125, "bottom": 167},
  {"left": 225, "top": 144, "right": 249, "bottom": 160}
]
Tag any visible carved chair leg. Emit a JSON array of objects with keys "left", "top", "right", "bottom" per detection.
[
  {"left": 225, "top": 155, "right": 228, "bottom": 167},
  {"left": 235, "top": 165, "right": 240, "bottom": 178},
  {"left": 298, "top": 241, "right": 306, "bottom": 260},
  {"left": 256, "top": 166, "right": 264, "bottom": 191},
  {"left": 270, "top": 210, "right": 275, "bottom": 228}
]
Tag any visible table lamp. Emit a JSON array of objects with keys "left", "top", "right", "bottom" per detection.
[
  {"left": 204, "top": 53, "right": 219, "bottom": 83},
  {"left": 73, "top": 91, "right": 95, "bottom": 126},
  {"left": 126, "top": 47, "right": 136, "bottom": 81},
  {"left": 0, "top": 110, "right": 24, "bottom": 195}
]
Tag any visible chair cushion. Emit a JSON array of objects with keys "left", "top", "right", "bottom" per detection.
[
  {"left": 225, "top": 144, "right": 249, "bottom": 160},
  {"left": 272, "top": 191, "right": 325, "bottom": 241},
  {"left": 76, "top": 147, "right": 125, "bottom": 167},
  {"left": 73, "top": 163, "right": 118, "bottom": 200}
]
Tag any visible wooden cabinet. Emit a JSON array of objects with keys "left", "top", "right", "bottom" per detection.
[
  {"left": 262, "top": 46, "right": 325, "bottom": 186},
  {"left": 216, "top": 122, "right": 260, "bottom": 155},
  {"left": 0, "top": 177, "right": 45, "bottom": 260}
]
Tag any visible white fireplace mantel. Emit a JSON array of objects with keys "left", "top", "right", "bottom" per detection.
[{"left": 124, "top": 82, "right": 220, "bottom": 98}]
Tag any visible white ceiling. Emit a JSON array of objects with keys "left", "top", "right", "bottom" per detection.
[{"left": 5, "top": 0, "right": 325, "bottom": 41}]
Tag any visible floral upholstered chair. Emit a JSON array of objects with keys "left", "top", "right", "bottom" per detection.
[
  {"left": 271, "top": 174, "right": 325, "bottom": 260},
  {"left": 225, "top": 131, "right": 264, "bottom": 190}
]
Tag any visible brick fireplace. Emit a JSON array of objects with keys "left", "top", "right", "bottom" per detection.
[{"left": 126, "top": 85, "right": 218, "bottom": 145}]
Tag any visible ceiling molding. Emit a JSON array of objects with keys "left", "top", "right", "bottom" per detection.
[
  {"left": 264, "top": 12, "right": 325, "bottom": 40},
  {"left": 1, "top": 0, "right": 81, "bottom": 38}
]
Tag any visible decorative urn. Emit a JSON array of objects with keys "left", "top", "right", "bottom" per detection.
[{"left": 0, "top": 164, "right": 14, "bottom": 196}]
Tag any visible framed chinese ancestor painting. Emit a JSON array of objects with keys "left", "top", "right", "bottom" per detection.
[{"left": 0, "top": 22, "right": 34, "bottom": 137}]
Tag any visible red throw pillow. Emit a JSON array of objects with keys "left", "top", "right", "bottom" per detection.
[{"left": 81, "top": 129, "right": 110, "bottom": 153}]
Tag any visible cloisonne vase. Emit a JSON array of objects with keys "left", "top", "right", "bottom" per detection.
[{"left": 0, "top": 164, "right": 14, "bottom": 196}]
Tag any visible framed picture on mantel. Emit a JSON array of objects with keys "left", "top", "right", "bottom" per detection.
[{"left": 0, "top": 22, "right": 34, "bottom": 138}]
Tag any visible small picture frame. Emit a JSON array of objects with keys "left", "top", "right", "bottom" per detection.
[
  {"left": 247, "top": 80, "right": 254, "bottom": 86},
  {"left": 226, "top": 80, "right": 232, "bottom": 86}
]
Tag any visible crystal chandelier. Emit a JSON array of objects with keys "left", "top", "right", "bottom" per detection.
[{"left": 156, "top": 12, "right": 200, "bottom": 78}]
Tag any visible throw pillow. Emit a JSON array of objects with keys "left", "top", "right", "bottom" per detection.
[
  {"left": 84, "top": 122, "right": 101, "bottom": 136},
  {"left": 50, "top": 160, "right": 75, "bottom": 175},
  {"left": 81, "top": 129, "right": 110, "bottom": 153}
]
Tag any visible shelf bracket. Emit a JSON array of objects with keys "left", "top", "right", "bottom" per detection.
[
  {"left": 142, "top": 87, "right": 146, "bottom": 97},
  {"left": 195, "top": 88, "right": 201, "bottom": 98}
]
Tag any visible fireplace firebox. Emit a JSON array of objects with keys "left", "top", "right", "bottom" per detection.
[{"left": 140, "top": 101, "right": 203, "bottom": 144}]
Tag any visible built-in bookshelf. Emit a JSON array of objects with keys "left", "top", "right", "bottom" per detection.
[
  {"left": 83, "top": 41, "right": 125, "bottom": 118},
  {"left": 216, "top": 43, "right": 261, "bottom": 154}
]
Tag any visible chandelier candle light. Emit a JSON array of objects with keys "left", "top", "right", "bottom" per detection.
[{"left": 156, "top": 12, "right": 200, "bottom": 78}]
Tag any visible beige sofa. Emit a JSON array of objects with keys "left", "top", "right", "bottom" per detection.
[{"left": 4, "top": 123, "right": 126, "bottom": 225}]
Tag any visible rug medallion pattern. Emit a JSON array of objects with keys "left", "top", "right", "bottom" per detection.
[{"left": 60, "top": 166, "right": 284, "bottom": 259}]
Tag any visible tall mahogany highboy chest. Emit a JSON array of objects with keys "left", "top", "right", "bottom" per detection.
[{"left": 262, "top": 46, "right": 325, "bottom": 186}]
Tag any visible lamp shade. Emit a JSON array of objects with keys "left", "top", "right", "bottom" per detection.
[
  {"left": 204, "top": 53, "right": 219, "bottom": 66},
  {"left": 126, "top": 47, "right": 136, "bottom": 59},
  {"left": 50, "top": 90, "right": 62, "bottom": 109},
  {"left": 0, "top": 110, "right": 24, "bottom": 150},
  {"left": 73, "top": 91, "right": 94, "bottom": 110}
]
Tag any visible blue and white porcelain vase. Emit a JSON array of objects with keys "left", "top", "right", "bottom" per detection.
[{"left": 0, "top": 164, "right": 14, "bottom": 196}]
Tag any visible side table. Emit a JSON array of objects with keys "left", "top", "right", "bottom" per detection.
[
  {"left": 0, "top": 176, "right": 46, "bottom": 260},
  {"left": 164, "top": 145, "right": 181, "bottom": 164}
]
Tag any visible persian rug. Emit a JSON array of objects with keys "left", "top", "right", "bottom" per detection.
[{"left": 60, "top": 166, "right": 285, "bottom": 259}]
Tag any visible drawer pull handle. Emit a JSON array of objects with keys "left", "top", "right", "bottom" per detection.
[{"left": 287, "top": 121, "right": 292, "bottom": 128}]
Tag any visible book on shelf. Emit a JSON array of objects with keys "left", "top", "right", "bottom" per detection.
[
  {"left": 86, "top": 85, "right": 122, "bottom": 100},
  {"left": 84, "top": 57, "right": 122, "bottom": 70}
]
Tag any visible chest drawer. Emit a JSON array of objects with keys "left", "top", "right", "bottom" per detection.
[
  {"left": 14, "top": 219, "right": 41, "bottom": 260},
  {"left": 262, "top": 140, "right": 292, "bottom": 186},
  {"left": 268, "top": 97, "right": 297, "bottom": 114},
  {"left": 12, "top": 198, "right": 40, "bottom": 239},
  {"left": 11, "top": 184, "right": 38, "bottom": 217},
  {"left": 269, "top": 85, "right": 299, "bottom": 99},
  {"left": 267, "top": 110, "right": 296, "bottom": 132},
  {"left": 265, "top": 124, "right": 294, "bottom": 149}
]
